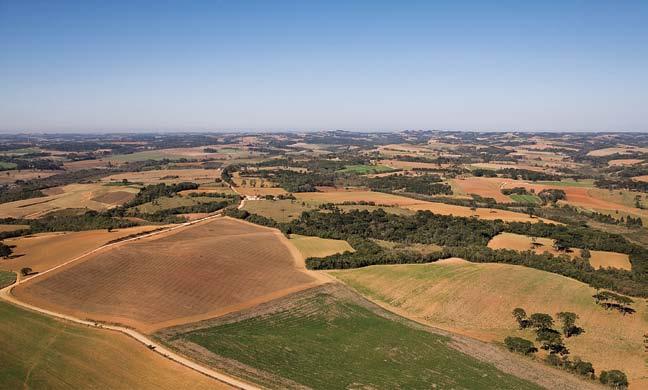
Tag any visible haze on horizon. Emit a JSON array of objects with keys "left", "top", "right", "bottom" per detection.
[{"left": 1, "top": 1, "right": 647, "bottom": 133}]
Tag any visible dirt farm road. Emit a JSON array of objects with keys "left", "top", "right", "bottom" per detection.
[{"left": 0, "top": 210, "right": 260, "bottom": 390}]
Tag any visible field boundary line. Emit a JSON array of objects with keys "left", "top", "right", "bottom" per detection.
[{"left": 0, "top": 199, "right": 261, "bottom": 389}]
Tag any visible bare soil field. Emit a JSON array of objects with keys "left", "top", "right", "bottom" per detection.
[
  {"left": 13, "top": 217, "right": 321, "bottom": 333},
  {"left": 451, "top": 177, "right": 511, "bottom": 202},
  {"left": 62, "top": 159, "right": 112, "bottom": 170},
  {"left": 0, "top": 169, "right": 62, "bottom": 185},
  {"left": 0, "top": 183, "right": 140, "bottom": 218},
  {"left": 487, "top": 232, "right": 632, "bottom": 270},
  {"left": 295, "top": 190, "right": 550, "bottom": 223},
  {"left": 0, "top": 226, "right": 170, "bottom": 275},
  {"left": 101, "top": 168, "right": 221, "bottom": 185},
  {"left": 289, "top": 234, "right": 354, "bottom": 258},
  {"left": 333, "top": 260, "right": 647, "bottom": 389}
]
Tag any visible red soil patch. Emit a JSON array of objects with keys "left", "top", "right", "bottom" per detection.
[
  {"left": 14, "top": 217, "right": 321, "bottom": 333},
  {"left": 451, "top": 177, "right": 510, "bottom": 202}
]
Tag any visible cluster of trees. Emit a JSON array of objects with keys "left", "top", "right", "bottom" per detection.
[
  {"left": 592, "top": 291, "right": 635, "bottom": 315},
  {"left": 538, "top": 189, "right": 566, "bottom": 204},
  {"left": 594, "top": 178, "right": 648, "bottom": 193},
  {"left": 273, "top": 208, "right": 648, "bottom": 296},
  {"left": 365, "top": 174, "right": 452, "bottom": 196},
  {"left": 501, "top": 187, "right": 531, "bottom": 196},
  {"left": 497, "top": 168, "right": 562, "bottom": 182},
  {"left": 505, "top": 309, "right": 630, "bottom": 385},
  {"left": 0, "top": 156, "right": 63, "bottom": 171}
]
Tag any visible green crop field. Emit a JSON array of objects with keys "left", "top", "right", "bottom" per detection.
[
  {"left": 0, "top": 301, "right": 220, "bottom": 389},
  {"left": 508, "top": 194, "right": 541, "bottom": 204},
  {"left": 0, "top": 162, "right": 17, "bottom": 170},
  {"left": 337, "top": 164, "right": 395, "bottom": 174},
  {"left": 176, "top": 288, "right": 539, "bottom": 390},
  {"left": 0, "top": 271, "right": 16, "bottom": 289}
]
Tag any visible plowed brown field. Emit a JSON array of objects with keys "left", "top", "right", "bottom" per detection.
[
  {"left": 14, "top": 217, "right": 320, "bottom": 333},
  {"left": 0, "top": 226, "right": 171, "bottom": 275}
]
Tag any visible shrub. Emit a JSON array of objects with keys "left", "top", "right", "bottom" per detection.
[{"left": 599, "top": 370, "right": 628, "bottom": 389}]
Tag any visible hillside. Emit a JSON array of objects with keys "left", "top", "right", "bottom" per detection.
[{"left": 333, "top": 259, "right": 647, "bottom": 389}]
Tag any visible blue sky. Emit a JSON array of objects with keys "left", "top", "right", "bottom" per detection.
[{"left": 1, "top": 0, "right": 647, "bottom": 132}]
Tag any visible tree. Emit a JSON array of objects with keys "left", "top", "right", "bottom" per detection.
[
  {"left": 557, "top": 311, "right": 584, "bottom": 337},
  {"left": 504, "top": 336, "right": 537, "bottom": 355},
  {"left": 20, "top": 267, "right": 32, "bottom": 276},
  {"left": 599, "top": 370, "right": 628, "bottom": 389},
  {"left": 536, "top": 328, "right": 569, "bottom": 355},
  {"left": 0, "top": 242, "right": 12, "bottom": 258},
  {"left": 512, "top": 308, "right": 530, "bottom": 329},
  {"left": 572, "top": 358, "right": 595, "bottom": 378},
  {"left": 580, "top": 248, "right": 591, "bottom": 260},
  {"left": 529, "top": 313, "right": 554, "bottom": 329}
]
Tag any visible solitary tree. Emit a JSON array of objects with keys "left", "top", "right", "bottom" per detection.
[
  {"left": 0, "top": 242, "right": 12, "bottom": 258},
  {"left": 599, "top": 370, "right": 628, "bottom": 389},
  {"left": 20, "top": 267, "right": 32, "bottom": 276},
  {"left": 512, "top": 308, "right": 530, "bottom": 329},
  {"left": 572, "top": 358, "right": 595, "bottom": 378}
]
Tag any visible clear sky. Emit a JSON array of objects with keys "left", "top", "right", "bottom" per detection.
[{"left": 1, "top": 0, "right": 647, "bottom": 132}]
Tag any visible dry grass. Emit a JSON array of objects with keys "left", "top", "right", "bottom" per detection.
[
  {"left": 487, "top": 232, "right": 631, "bottom": 270},
  {"left": 0, "top": 183, "right": 140, "bottom": 219},
  {"left": 587, "top": 146, "right": 648, "bottom": 157},
  {"left": 242, "top": 199, "right": 317, "bottom": 222},
  {"left": 289, "top": 234, "right": 354, "bottom": 258},
  {"left": 333, "top": 260, "right": 648, "bottom": 389},
  {"left": 379, "top": 159, "right": 447, "bottom": 170},
  {"left": 101, "top": 168, "right": 222, "bottom": 185},
  {"left": 608, "top": 159, "right": 644, "bottom": 166},
  {"left": 14, "top": 217, "right": 320, "bottom": 333},
  {"left": 295, "top": 190, "right": 550, "bottom": 223},
  {"left": 469, "top": 162, "right": 548, "bottom": 173},
  {"left": 0, "top": 226, "right": 170, "bottom": 275},
  {"left": 0, "top": 169, "right": 62, "bottom": 185}
]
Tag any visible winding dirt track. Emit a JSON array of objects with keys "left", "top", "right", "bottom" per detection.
[{"left": 0, "top": 210, "right": 260, "bottom": 390}]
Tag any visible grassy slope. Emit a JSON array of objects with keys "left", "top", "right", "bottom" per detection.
[
  {"left": 289, "top": 234, "right": 354, "bottom": 258},
  {"left": 0, "top": 271, "right": 16, "bottom": 289},
  {"left": 179, "top": 290, "right": 539, "bottom": 390},
  {"left": 333, "top": 261, "right": 647, "bottom": 388},
  {"left": 0, "top": 301, "right": 222, "bottom": 389}
]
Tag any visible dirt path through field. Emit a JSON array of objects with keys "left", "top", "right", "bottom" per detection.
[{"left": 0, "top": 190, "right": 258, "bottom": 390}]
